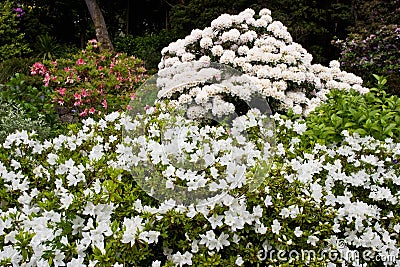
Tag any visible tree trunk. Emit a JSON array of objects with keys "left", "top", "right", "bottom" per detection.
[{"left": 84, "top": 0, "right": 114, "bottom": 52}]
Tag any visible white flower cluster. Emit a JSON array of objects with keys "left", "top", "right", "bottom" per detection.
[
  {"left": 0, "top": 112, "right": 399, "bottom": 266},
  {"left": 119, "top": 106, "right": 273, "bottom": 205},
  {"left": 277, "top": 117, "right": 400, "bottom": 264},
  {"left": 155, "top": 61, "right": 263, "bottom": 119},
  {"left": 159, "top": 8, "right": 368, "bottom": 115}
]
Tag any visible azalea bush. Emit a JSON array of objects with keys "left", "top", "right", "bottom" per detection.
[
  {"left": 31, "top": 40, "right": 148, "bottom": 119},
  {"left": 0, "top": 109, "right": 399, "bottom": 266}
]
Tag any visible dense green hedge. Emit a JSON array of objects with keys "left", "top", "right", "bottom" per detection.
[{"left": 114, "top": 30, "right": 180, "bottom": 70}]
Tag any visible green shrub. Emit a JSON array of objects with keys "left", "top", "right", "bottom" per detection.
[
  {"left": 0, "top": 96, "right": 51, "bottom": 143},
  {"left": 114, "top": 30, "right": 179, "bottom": 70},
  {"left": 0, "top": 1, "right": 31, "bottom": 61},
  {"left": 0, "top": 73, "right": 58, "bottom": 125},
  {"left": 300, "top": 75, "right": 400, "bottom": 145},
  {"left": 0, "top": 57, "right": 39, "bottom": 85},
  {"left": 334, "top": 24, "right": 400, "bottom": 95}
]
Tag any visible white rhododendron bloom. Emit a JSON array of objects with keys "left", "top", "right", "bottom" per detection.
[{"left": 159, "top": 8, "right": 367, "bottom": 115}]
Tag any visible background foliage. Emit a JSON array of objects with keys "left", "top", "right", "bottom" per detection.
[
  {"left": 0, "top": 0, "right": 31, "bottom": 61},
  {"left": 0, "top": 0, "right": 396, "bottom": 69},
  {"left": 114, "top": 30, "right": 180, "bottom": 70},
  {"left": 333, "top": 0, "right": 400, "bottom": 95}
]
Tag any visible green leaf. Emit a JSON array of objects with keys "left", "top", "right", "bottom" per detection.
[
  {"left": 330, "top": 114, "right": 342, "bottom": 128},
  {"left": 384, "top": 123, "right": 397, "bottom": 135},
  {"left": 357, "top": 114, "right": 367, "bottom": 123},
  {"left": 344, "top": 122, "right": 356, "bottom": 128},
  {"left": 354, "top": 128, "right": 367, "bottom": 135}
]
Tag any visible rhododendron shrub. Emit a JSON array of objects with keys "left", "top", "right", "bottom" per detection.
[
  {"left": 334, "top": 24, "right": 400, "bottom": 95},
  {"left": 31, "top": 40, "right": 147, "bottom": 118},
  {"left": 159, "top": 8, "right": 368, "bottom": 115}
]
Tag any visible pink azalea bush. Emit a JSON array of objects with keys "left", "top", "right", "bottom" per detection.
[{"left": 31, "top": 40, "right": 147, "bottom": 118}]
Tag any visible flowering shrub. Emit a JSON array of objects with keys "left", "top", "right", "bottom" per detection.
[
  {"left": 0, "top": 110, "right": 399, "bottom": 266},
  {"left": 334, "top": 24, "right": 400, "bottom": 94},
  {"left": 31, "top": 40, "right": 147, "bottom": 118},
  {"left": 159, "top": 8, "right": 368, "bottom": 115}
]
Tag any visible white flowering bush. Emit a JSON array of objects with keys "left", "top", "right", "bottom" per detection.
[
  {"left": 0, "top": 109, "right": 399, "bottom": 266},
  {"left": 159, "top": 8, "right": 369, "bottom": 115}
]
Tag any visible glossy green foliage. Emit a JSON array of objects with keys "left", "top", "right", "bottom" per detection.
[
  {"left": 0, "top": 73, "right": 59, "bottom": 126},
  {"left": 303, "top": 75, "right": 400, "bottom": 145}
]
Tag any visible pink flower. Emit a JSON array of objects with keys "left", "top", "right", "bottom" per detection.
[
  {"left": 74, "top": 101, "right": 82, "bottom": 106},
  {"left": 79, "top": 108, "right": 88, "bottom": 117},
  {"left": 102, "top": 99, "right": 108, "bottom": 109},
  {"left": 130, "top": 92, "right": 136, "bottom": 100},
  {"left": 88, "top": 39, "right": 98, "bottom": 48},
  {"left": 43, "top": 73, "right": 50, "bottom": 87},
  {"left": 76, "top": 58, "right": 85, "bottom": 65},
  {"left": 81, "top": 89, "right": 88, "bottom": 97},
  {"left": 89, "top": 107, "right": 95, "bottom": 114},
  {"left": 31, "top": 62, "right": 47, "bottom": 76},
  {"left": 126, "top": 105, "right": 132, "bottom": 110},
  {"left": 57, "top": 88, "right": 66, "bottom": 96},
  {"left": 74, "top": 93, "right": 81, "bottom": 100},
  {"left": 58, "top": 99, "right": 64, "bottom": 105},
  {"left": 98, "top": 66, "right": 104, "bottom": 70}
]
